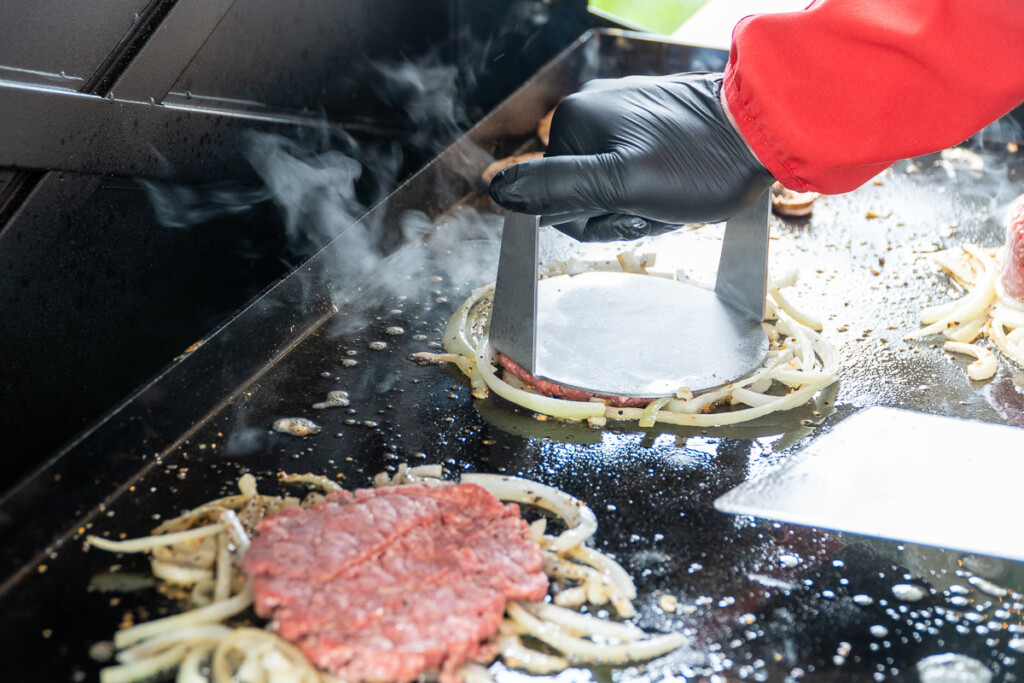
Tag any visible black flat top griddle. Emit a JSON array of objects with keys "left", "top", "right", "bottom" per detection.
[{"left": 2, "top": 30, "right": 1024, "bottom": 682}]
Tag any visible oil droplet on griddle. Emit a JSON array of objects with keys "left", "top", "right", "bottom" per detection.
[
  {"left": 313, "top": 391, "right": 350, "bottom": 410},
  {"left": 967, "top": 576, "right": 1008, "bottom": 598},
  {"left": 892, "top": 584, "right": 926, "bottom": 602},
  {"left": 915, "top": 653, "right": 992, "bottom": 683},
  {"left": 779, "top": 553, "right": 801, "bottom": 569},
  {"left": 273, "top": 418, "right": 321, "bottom": 436}
]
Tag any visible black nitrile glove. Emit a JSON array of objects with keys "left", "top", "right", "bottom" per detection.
[{"left": 489, "top": 73, "right": 775, "bottom": 242}]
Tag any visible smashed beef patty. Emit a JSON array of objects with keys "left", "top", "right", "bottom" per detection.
[
  {"left": 241, "top": 483, "right": 548, "bottom": 683},
  {"left": 499, "top": 354, "right": 651, "bottom": 408}
]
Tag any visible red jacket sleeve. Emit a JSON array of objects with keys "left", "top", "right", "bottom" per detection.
[{"left": 723, "top": 0, "right": 1024, "bottom": 194}]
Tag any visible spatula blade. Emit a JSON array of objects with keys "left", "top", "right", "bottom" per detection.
[{"left": 715, "top": 407, "right": 1024, "bottom": 561}]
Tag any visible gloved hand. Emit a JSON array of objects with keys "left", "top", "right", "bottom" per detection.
[{"left": 488, "top": 73, "right": 775, "bottom": 242}]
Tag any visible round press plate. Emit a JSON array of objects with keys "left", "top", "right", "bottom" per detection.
[{"left": 533, "top": 271, "right": 769, "bottom": 397}]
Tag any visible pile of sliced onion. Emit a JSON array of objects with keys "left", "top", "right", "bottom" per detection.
[
  {"left": 87, "top": 468, "right": 685, "bottom": 682},
  {"left": 909, "top": 245, "right": 1024, "bottom": 378},
  {"left": 416, "top": 252, "right": 838, "bottom": 427}
]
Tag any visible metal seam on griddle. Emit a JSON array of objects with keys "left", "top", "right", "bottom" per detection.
[{"left": 81, "top": 0, "right": 180, "bottom": 97}]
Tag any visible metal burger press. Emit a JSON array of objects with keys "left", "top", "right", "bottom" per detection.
[{"left": 489, "top": 190, "right": 773, "bottom": 399}]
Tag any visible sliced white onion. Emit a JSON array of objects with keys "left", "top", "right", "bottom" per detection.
[
  {"left": 442, "top": 284, "right": 493, "bottom": 358},
  {"left": 278, "top": 473, "right": 343, "bottom": 493},
  {"left": 237, "top": 473, "right": 258, "bottom": 499},
  {"left": 219, "top": 509, "right": 251, "bottom": 557},
  {"left": 462, "top": 473, "right": 597, "bottom": 552},
  {"left": 115, "top": 625, "right": 233, "bottom": 663},
  {"left": 544, "top": 552, "right": 594, "bottom": 582},
  {"left": 552, "top": 586, "right": 588, "bottom": 608},
  {"left": 992, "top": 303, "right": 1024, "bottom": 329},
  {"left": 114, "top": 584, "right": 253, "bottom": 648},
  {"left": 920, "top": 296, "right": 967, "bottom": 325},
  {"left": 908, "top": 252, "right": 997, "bottom": 339},
  {"left": 770, "top": 286, "right": 823, "bottom": 331},
  {"left": 990, "top": 319, "right": 1024, "bottom": 367},
  {"left": 100, "top": 643, "right": 190, "bottom": 683},
  {"left": 412, "top": 351, "right": 488, "bottom": 397},
  {"left": 769, "top": 269, "right": 799, "bottom": 290},
  {"left": 731, "top": 387, "right": 778, "bottom": 407},
  {"left": 150, "top": 561, "right": 213, "bottom": 585},
  {"left": 944, "top": 341, "right": 998, "bottom": 380},
  {"left": 213, "top": 533, "right": 232, "bottom": 603},
  {"left": 210, "top": 627, "right": 320, "bottom": 683},
  {"left": 606, "top": 380, "right": 833, "bottom": 428},
  {"left": 409, "top": 464, "right": 443, "bottom": 479},
  {"left": 497, "top": 633, "right": 569, "bottom": 675},
  {"left": 454, "top": 662, "right": 496, "bottom": 683},
  {"left": 566, "top": 545, "right": 637, "bottom": 600},
  {"left": 638, "top": 397, "right": 672, "bottom": 427},
  {"left": 528, "top": 518, "right": 547, "bottom": 543},
  {"left": 176, "top": 643, "right": 217, "bottom": 683},
  {"left": 87, "top": 524, "right": 226, "bottom": 554},
  {"left": 506, "top": 602, "right": 686, "bottom": 666},
  {"left": 518, "top": 601, "right": 645, "bottom": 642},
  {"left": 946, "top": 315, "right": 986, "bottom": 343}
]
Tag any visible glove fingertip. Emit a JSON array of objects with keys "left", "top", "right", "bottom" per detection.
[
  {"left": 488, "top": 162, "right": 545, "bottom": 213},
  {"left": 487, "top": 164, "right": 517, "bottom": 202}
]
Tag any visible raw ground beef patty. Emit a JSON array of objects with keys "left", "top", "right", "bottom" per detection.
[
  {"left": 1002, "top": 195, "right": 1024, "bottom": 299},
  {"left": 240, "top": 483, "right": 548, "bottom": 683}
]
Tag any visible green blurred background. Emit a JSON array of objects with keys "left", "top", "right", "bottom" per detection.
[{"left": 590, "top": 0, "right": 710, "bottom": 34}]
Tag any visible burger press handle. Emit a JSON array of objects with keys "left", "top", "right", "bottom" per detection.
[{"left": 488, "top": 192, "right": 771, "bottom": 390}]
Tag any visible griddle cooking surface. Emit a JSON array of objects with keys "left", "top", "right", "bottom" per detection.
[{"left": 3, "top": 31, "right": 1024, "bottom": 683}]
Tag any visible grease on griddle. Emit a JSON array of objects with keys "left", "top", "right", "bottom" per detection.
[
  {"left": 916, "top": 653, "right": 993, "bottom": 683},
  {"left": 312, "top": 391, "right": 350, "bottom": 409},
  {"left": 88, "top": 572, "right": 156, "bottom": 593},
  {"left": 891, "top": 583, "right": 927, "bottom": 602},
  {"left": 273, "top": 417, "right": 321, "bottom": 436}
]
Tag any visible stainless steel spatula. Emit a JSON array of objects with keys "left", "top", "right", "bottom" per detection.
[
  {"left": 489, "top": 190, "right": 772, "bottom": 396},
  {"left": 715, "top": 407, "right": 1024, "bottom": 562}
]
